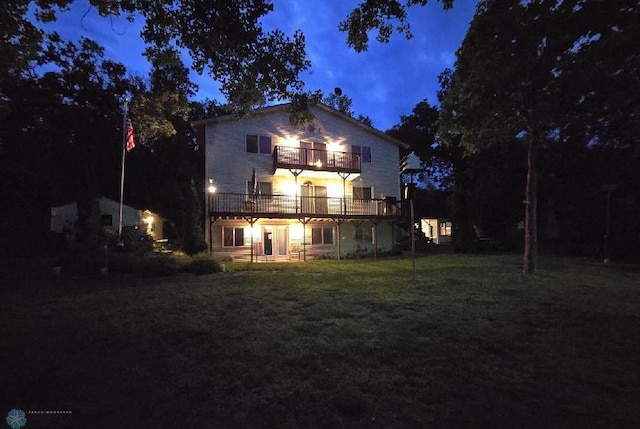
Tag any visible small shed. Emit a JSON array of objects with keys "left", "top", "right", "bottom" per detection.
[
  {"left": 50, "top": 197, "right": 164, "bottom": 240},
  {"left": 421, "top": 218, "right": 453, "bottom": 245}
]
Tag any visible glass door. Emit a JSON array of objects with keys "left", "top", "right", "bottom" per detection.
[{"left": 277, "top": 226, "right": 288, "bottom": 257}]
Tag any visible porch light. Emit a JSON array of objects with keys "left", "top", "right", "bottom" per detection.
[
  {"left": 282, "top": 136, "right": 299, "bottom": 147},
  {"left": 281, "top": 180, "right": 299, "bottom": 197},
  {"left": 251, "top": 225, "right": 261, "bottom": 241},
  {"left": 207, "top": 178, "right": 217, "bottom": 194},
  {"left": 327, "top": 182, "right": 343, "bottom": 198},
  {"left": 326, "top": 141, "right": 342, "bottom": 152},
  {"left": 290, "top": 224, "right": 304, "bottom": 241},
  {"left": 144, "top": 215, "right": 154, "bottom": 234},
  {"left": 315, "top": 159, "right": 323, "bottom": 168}
]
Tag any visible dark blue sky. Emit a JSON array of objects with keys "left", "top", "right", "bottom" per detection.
[{"left": 38, "top": 0, "right": 477, "bottom": 131}]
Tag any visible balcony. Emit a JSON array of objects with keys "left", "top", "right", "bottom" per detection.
[
  {"left": 208, "top": 193, "right": 399, "bottom": 219},
  {"left": 273, "top": 146, "right": 361, "bottom": 174}
]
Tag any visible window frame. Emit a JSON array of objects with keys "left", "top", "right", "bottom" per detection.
[
  {"left": 311, "top": 226, "right": 334, "bottom": 245},
  {"left": 101, "top": 214, "right": 113, "bottom": 227},
  {"left": 439, "top": 221, "right": 452, "bottom": 237},
  {"left": 246, "top": 134, "right": 272, "bottom": 154},
  {"left": 353, "top": 186, "right": 373, "bottom": 200},
  {"left": 246, "top": 181, "right": 273, "bottom": 199},
  {"left": 223, "top": 227, "right": 246, "bottom": 247},
  {"left": 352, "top": 144, "right": 372, "bottom": 163}
]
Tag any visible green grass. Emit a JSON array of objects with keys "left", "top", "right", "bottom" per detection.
[{"left": 1, "top": 255, "right": 639, "bottom": 428}]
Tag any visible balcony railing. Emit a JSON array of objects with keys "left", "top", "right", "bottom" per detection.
[
  {"left": 208, "top": 193, "right": 399, "bottom": 218},
  {"left": 273, "top": 146, "right": 361, "bottom": 174}
]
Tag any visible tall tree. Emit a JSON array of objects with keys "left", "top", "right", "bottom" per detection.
[
  {"left": 323, "top": 87, "right": 375, "bottom": 126},
  {"left": 88, "top": 0, "right": 309, "bottom": 113},
  {"left": 323, "top": 87, "right": 354, "bottom": 116},
  {"left": 386, "top": 99, "right": 442, "bottom": 186},
  {"left": 439, "top": 0, "right": 640, "bottom": 273},
  {"left": 340, "top": 0, "right": 455, "bottom": 52},
  {"left": 3, "top": 0, "right": 309, "bottom": 114},
  {"left": 0, "top": 35, "right": 131, "bottom": 255},
  {"left": 1, "top": 0, "right": 313, "bottom": 255}
]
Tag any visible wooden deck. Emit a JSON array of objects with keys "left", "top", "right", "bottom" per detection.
[{"left": 208, "top": 193, "right": 400, "bottom": 219}]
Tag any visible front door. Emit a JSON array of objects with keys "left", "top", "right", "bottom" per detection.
[
  {"left": 301, "top": 184, "right": 312, "bottom": 213},
  {"left": 314, "top": 142, "right": 327, "bottom": 167},
  {"left": 300, "top": 141, "right": 313, "bottom": 165},
  {"left": 277, "top": 226, "right": 288, "bottom": 257},
  {"left": 315, "top": 186, "right": 328, "bottom": 214},
  {"left": 263, "top": 228, "right": 273, "bottom": 256}
]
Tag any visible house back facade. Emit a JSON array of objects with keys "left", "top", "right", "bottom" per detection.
[{"left": 193, "top": 103, "right": 408, "bottom": 261}]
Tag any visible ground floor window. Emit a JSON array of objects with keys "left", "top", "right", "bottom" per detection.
[
  {"left": 223, "top": 227, "right": 245, "bottom": 247},
  {"left": 101, "top": 214, "right": 113, "bottom": 226},
  {"left": 439, "top": 221, "right": 452, "bottom": 237},
  {"left": 311, "top": 226, "right": 334, "bottom": 245}
]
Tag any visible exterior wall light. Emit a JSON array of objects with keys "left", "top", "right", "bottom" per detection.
[{"left": 208, "top": 178, "right": 217, "bottom": 194}]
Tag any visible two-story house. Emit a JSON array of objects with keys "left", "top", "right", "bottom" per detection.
[{"left": 192, "top": 103, "right": 408, "bottom": 262}]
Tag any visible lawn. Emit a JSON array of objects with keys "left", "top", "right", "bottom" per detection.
[{"left": 1, "top": 254, "right": 639, "bottom": 428}]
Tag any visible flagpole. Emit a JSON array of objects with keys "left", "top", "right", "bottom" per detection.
[{"left": 117, "top": 99, "right": 128, "bottom": 246}]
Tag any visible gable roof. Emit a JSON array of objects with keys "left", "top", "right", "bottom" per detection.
[{"left": 191, "top": 102, "right": 410, "bottom": 149}]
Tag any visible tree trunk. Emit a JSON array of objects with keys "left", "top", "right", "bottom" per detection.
[{"left": 523, "top": 136, "right": 538, "bottom": 274}]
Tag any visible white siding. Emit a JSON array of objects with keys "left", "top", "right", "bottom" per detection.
[
  {"left": 202, "top": 104, "right": 405, "bottom": 258},
  {"left": 50, "top": 197, "right": 153, "bottom": 237},
  {"left": 205, "top": 106, "right": 402, "bottom": 199}
]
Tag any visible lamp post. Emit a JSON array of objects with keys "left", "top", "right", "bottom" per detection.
[
  {"left": 401, "top": 152, "right": 423, "bottom": 284},
  {"left": 207, "top": 178, "right": 217, "bottom": 254}
]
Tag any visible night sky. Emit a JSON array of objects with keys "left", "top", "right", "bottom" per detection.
[{"left": 37, "top": 0, "right": 478, "bottom": 130}]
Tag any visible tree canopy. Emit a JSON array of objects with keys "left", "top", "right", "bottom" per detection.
[
  {"left": 438, "top": 0, "right": 640, "bottom": 270},
  {"left": 339, "top": 0, "right": 454, "bottom": 52}
]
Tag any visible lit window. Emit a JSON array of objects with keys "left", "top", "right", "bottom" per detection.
[{"left": 439, "top": 222, "right": 452, "bottom": 237}]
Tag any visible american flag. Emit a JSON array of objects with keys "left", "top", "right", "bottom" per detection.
[{"left": 126, "top": 119, "right": 135, "bottom": 152}]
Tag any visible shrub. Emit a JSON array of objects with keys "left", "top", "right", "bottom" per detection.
[
  {"left": 107, "top": 252, "right": 140, "bottom": 274},
  {"left": 61, "top": 239, "right": 107, "bottom": 275},
  {"left": 183, "top": 254, "right": 225, "bottom": 275},
  {"left": 111, "top": 226, "right": 154, "bottom": 254},
  {"left": 136, "top": 254, "right": 180, "bottom": 277}
]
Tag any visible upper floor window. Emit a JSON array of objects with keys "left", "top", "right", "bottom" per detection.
[
  {"left": 246, "top": 135, "right": 272, "bottom": 154},
  {"left": 247, "top": 181, "right": 272, "bottom": 198},
  {"left": 353, "top": 186, "right": 372, "bottom": 200},
  {"left": 352, "top": 145, "right": 371, "bottom": 163}
]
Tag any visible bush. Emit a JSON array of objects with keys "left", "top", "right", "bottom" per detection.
[
  {"left": 61, "top": 239, "right": 107, "bottom": 275},
  {"left": 136, "top": 254, "right": 180, "bottom": 277},
  {"left": 103, "top": 251, "right": 225, "bottom": 277},
  {"left": 110, "top": 226, "right": 154, "bottom": 254},
  {"left": 183, "top": 254, "right": 225, "bottom": 275},
  {"left": 107, "top": 252, "right": 140, "bottom": 274}
]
